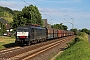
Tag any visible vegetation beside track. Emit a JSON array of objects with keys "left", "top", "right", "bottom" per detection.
[
  {"left": 0, "top": 36, "right": 15, "bottom": 50},
  {"left": 55, "top": 32, "right": 90, "bottom": 60}
]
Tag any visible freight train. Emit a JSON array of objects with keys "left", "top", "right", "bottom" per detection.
[{"left": 15, "top": 25, "right": 74, "bottom": 45}]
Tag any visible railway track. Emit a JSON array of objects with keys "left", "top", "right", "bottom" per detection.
[
  {"left": 0, "top": 36, "right": 75, "bottom": 60},
  {"left": 0, "top": 47, "right": 21, "bottom": 55}
]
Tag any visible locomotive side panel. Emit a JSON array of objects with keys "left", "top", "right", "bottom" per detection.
[{"left": 30, "top": 27, "right": 46, "bottom": 42}]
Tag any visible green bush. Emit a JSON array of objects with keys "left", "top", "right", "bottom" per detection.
[
  {"left": 77, "top": 32, "right": 85, "bottom": 37},
  {"left": 55, "top": 32, "right": 90, "bottom": 60},
  {"left": 67, "top": 36, "right": 81, "bottom": 48}
]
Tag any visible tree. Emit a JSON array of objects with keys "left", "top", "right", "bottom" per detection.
[
  {"left": 0, "top": 6, "right": 14, "bottom": 22},
  {"left": 80, "top": 28, "right": 90, "bottom": 35},
  {"left": 51, "top": 23, "right": 68, "bottom": 30},
  {"left": 70, "top": 28, "right": 78, "bottom": 35},
  {"left": 13, "top": 10, "right": 21, "bottom": 15},
  {"left": 62, "top": 24, "right": 68, "bottom": 30},
  {"left": 0, "top": 21, "right": 6, "bottom": 36},
  {"left": 12, "top": 5, "right": 42, "bottom": 30}
]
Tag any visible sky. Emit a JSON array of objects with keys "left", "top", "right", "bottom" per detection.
[{"left": 0, "top": 0, "right": 90, "bottom": 30}]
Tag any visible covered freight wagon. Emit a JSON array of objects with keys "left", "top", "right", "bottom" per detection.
[
  {"left": 53, "top": 29, "right": 58, "bottom": 38},
  {"left": 46, "top": 28, "right": 54, "bottom": 39},
  {"left": 57, "top": 29, "right": 62, "bottom": 38}
]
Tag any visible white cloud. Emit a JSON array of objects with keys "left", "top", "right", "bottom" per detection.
[
  {"left": 0, "top": 0, "right": 89, "bottom": 29},
  {"left": 40, "top": 7, "right": 90, "bottom": 29},
  {"left": 39, "top": 7, "right": 90, "bottom": 19},
  {"left": 39, "top": 7, "right": 90, "bottom": 29},
  {"left": 0, "top": 1, "right": 23, "bottom": 10},
  {"left": 0, "top": 1, "right": 15, "bottom": 7},
  {"left": 0, "top": 0, "right": 35, "bottom": 10}
]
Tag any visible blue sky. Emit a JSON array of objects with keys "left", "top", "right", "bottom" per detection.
[{"left": 0, "top": 0, "right": 90, "bottom": 30}]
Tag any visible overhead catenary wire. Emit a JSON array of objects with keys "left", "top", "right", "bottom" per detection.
[
  {"left": 21, "top": 0, "right": 53, "bottom": 23},
  {"left": 4, "top": 0, "right": 63, "bottom": 25},
  {"left": 21, "top": 0, "right": 30, "bottom": 5},
  {"left": 3, "top": 0, "right": 78, "bottom": 29},
  {"left": 64, "top": 18, "right": 78, "bottom": 29},
  {"left": 32, "top": 0, "right": 63, "bottom": 24},
  {"left": 20, "top": 0, "right": 63, "bottom": 24}
]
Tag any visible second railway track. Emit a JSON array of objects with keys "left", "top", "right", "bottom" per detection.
[{"left": 0, "top": 36, "right": 75, "bottom": 60}]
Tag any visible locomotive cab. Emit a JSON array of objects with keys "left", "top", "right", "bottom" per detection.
[{"left": 15, "top": 26, "right": 30, "bottom": 45}]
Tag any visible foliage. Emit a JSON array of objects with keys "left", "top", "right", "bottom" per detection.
[
  {"left": 80, "top": 28, "right": 90, "bottom": 35},
  {"left": 68, "top": 32, "right": 87, "bottom": 48},
  {"left": 0, "top": 6, "right": 14, "bottom": 14},
  {"left": 12, "top": 5, "right": 42, "bottom": 30},
  {"left": 51, "top": 23, "right": 68, "bottom": 30},
  {"left": 0, "top": 21, "right": 6, "bottom": 36},
  {"left": 13, "top": 10, "right": 21, "bottom": 15},
  {"left": 70, "top": 28, "right": 78, "bottom": 35},
  {"left": 0, "top": 6, "right": 14, "bottom": 22},
  {"left": 55, "top": 32, "right": 90, "bottom": 60}
]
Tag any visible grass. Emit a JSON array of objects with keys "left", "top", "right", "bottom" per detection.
[
  {"left": 55, "top": 32, "right": 90, "bottom": 60},
  {"left": 0, "top": 36, "right": 15, "bottom": 50}
]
